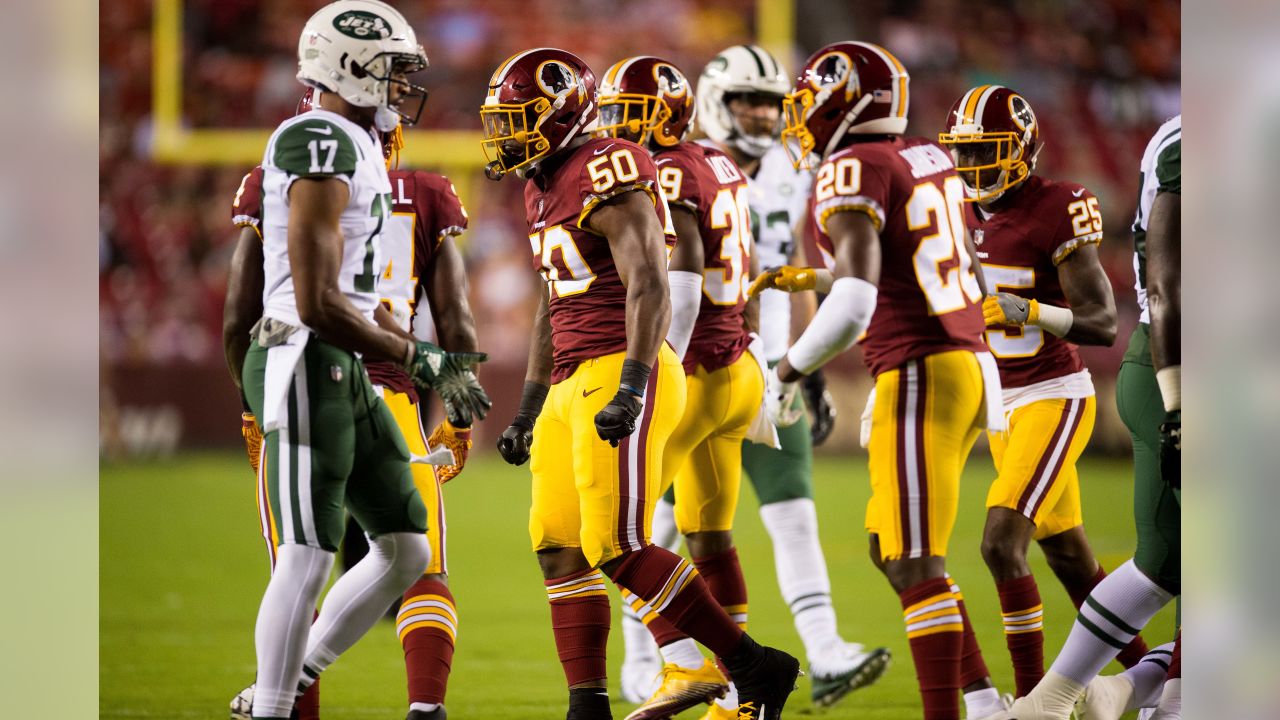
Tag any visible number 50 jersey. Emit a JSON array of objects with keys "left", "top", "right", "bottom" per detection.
[{"left": 810, "top": 136, "right": 986, "bottom": 376}]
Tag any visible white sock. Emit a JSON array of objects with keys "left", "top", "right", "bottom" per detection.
[
  {"left": 759, "top": 498, "right": 842, "bottom": 660},
  {"left": 1121, "top": 642, "right": 1176, "bottom": 709},
  {"left": 1148, "top": 678, "right": 1180, "bottom": 719},
  {"left": 651, "top": 498, "right": 681, "bottom": 552},
  {"left": 1049, "top": 560, "right": 1174, "bottom": 684},
  {"left": 619, "top": 590, "right": 660, "bottom": 666},
  {"left": 963, "top": 687, "right": 1003, "bottom": 717},
  {"left": 409, "top": 702, "right": 440, "bottom": 713},
  {"left": 303, "top": 532, "right": 430, "bottom": 677},
  {"left": 659, "top": 638, "right": 705, "bottom": 670},
  {"left": 253, "top": 544, "right": 334, "bottom": 718}
]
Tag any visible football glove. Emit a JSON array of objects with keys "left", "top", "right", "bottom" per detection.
[
  {"left": 747, "top": 265, "right": 818, "bottom": 298},
  {"left": 765, "top": 366, "right": 805, "bottom": 428},
  {"left": 241, "top": 413, "right": 262, "bottom": 475},
  {"left": 497, "top": 381, "right": 548, "bottom": 466},
  {"left": 406, "top": 342, "right": 492, "bottom": 426},
  {"left": 594, "top": 359, "right": 650, "bottom": 447},
  {"left": 983, "top": 292, "right": 1039, "bottom": 327},
  {"left": 801, "top": 369, "right": 837, "bottom": 446},
  {"left": 427, "top": 419, "right": 472, "bottom": 483},
  {"left": 1159, "top": 409, "right": 1181, "bottom": 490}
]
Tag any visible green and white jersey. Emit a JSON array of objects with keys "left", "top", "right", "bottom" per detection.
[
  {"left": 260, "top": 109, "right": 393, "bottom": 328},
  {"left": 1131, "top": 114, "right": 1181, "bottom": 324},
  {"left": 697, "top": 141, "right": 813, "bottom": 362}
]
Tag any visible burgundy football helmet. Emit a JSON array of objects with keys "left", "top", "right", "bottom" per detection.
[
  {"left": 780, "top": 41, "right": 909, "bottom": 170},
  {"left": 479, "top": 48, "right": 597, "bottom": 179},
  {"left": 938, "top": 85, "right": 1041, "bottom": 202},
  {"left": 596, "top": 56, "right": 695, "bottom": 149}
]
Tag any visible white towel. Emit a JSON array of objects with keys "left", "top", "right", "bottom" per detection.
[
  {"left": 975, "top": 351, "right": 1007, "bottom": 433},
  {"left": 744, "top": 334, "right": 781, "bottom": 449},
  {"left": 261, "top": 328, "right": 309, "bottom": 433}
]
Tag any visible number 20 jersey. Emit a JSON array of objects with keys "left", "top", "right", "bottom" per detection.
[
  {"left": 524, "top": 137, "right": 675, "bottom": 383},
  {"left": 971, "top": 174, "right": 1101, "bottom": 390},
  {"left": 810, "top": 136, "right": 986, "bottom": 377}
]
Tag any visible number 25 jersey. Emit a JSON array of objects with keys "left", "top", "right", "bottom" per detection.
[
  {"left": 524, "top": 137, "right": 675, "bottom": 383},
  {"left": 810, "top": 136, "right": 986, "bottom": 377}
]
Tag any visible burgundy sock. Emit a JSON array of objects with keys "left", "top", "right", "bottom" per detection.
[
  {"left": 397, "top": 577, "right": 457, "bottom": 704},
  {"left": 946, "top": 574, "right": 991, "bottom": 687},
  {"left": 997, "top": 574, "right": 1045, "bottom": 696},
  {"left": 545, "top": 569, "right": 611, "bottom": 685},
  {"left": 901, "top": 577, "right": 964, "bottom": 720},
  {"left": 691, "top": 547, "right": 749, "bottom": 629}
]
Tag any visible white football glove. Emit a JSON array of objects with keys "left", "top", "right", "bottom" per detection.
[{"left": 766, "top": 366, "right": 805, "bottom": 428}]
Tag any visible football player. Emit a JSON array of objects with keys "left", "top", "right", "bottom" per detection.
[
  {"left": 231, "top": 3, "right": 489, "bottom": 719},
  {"left": 1001, "top": 115, "right": 1182, "bottom": 720},
  {"left": 483, "top": 48, "right": 799, "bottom": 720},
  {"left": 755, "top": 41, "right": 1007, "bottom": 720},
  {"left": 934, "top": 85, "right": 1151, "bottom": 699},
  {"left": 698, "top": 44, "right": 892, "bottom": 709},
  {"left": 225, "top": 108, "right": 480, "bottom": 719},
  {"left": 596, "top": 55, "right": 759, "bottom": 720}
]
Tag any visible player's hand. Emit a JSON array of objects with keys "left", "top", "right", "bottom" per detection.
[
  {"left": 407, "top": 342, "right": 492, "bottom": 426},
  {"left": 765, "top": 366, "right": 805, "bottom": 427},
  {"left": 427, "top": 419, "right": 472, "bottom": 483},
  {"left": 594, "top": 390, "right": 643, "bottom": 447},
  {"left": 801, "top": 370, "right": 837, "bottom": 446},
  {"left": 1159, "top": 409, "right": 1180, "bottom": 490},
  {"left": 747, "top": 266, "right": 818, "bottom": 298},
  {"left": 497, "top": 418, "right": 534, "bottom": 466},
  {"left": 241, "top": 413, "right": 262, "bottom": 474},
  {"left": 983, "top": 292, "right": 1037, "bottom": 327}
]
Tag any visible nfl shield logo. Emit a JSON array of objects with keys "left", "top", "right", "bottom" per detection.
[
  {"left": 330, "top": 365, "right": 344, "bottom": 382},
  {"left": 973, "top": 229, "right": 985, "bottom": 246}
]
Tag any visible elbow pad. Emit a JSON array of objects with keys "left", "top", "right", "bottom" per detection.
[
  {"left": 785, "top": 277, "right": 878, "bottom": 375},
  {"left": 665, "top": 270, "right": 703, "bottom": 360}
]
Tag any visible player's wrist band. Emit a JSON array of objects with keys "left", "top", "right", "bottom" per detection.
[
  {"left": 517, "top": 381, "right": 549, "bottom": 422},
  {"left": 1156, "top": 365, "right": 1181, "bottom": 412},
  {"left": 1030, "top": 300, "right": 1074, "bottom": 338},
  {"left": 619, "top": 359, "right": 652, "bottom": 398},
  {"left": 401, "top": 340, "right": 417, "bottom": 370}
]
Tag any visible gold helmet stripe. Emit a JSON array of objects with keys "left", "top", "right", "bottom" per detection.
[
  {"left": 962, "top": 84, "right": 991, "bottom": 125},
  {"left": 488, "top": 48, "right": 544, "bottom": 98},
  {"left": 603, "top": 56, "right": 645, "bottom": 91},
  {"left": 859, "top": 42, "right": 909, "bottom": 118},
  {"left": 973, "top": 85, "right": 1004, "bottom": 128}
]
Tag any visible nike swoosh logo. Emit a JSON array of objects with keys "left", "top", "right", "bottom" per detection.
[
  {"left": 306, "top": 125, "right": 334, "bottom": 135},
  {"left": 593, "top": 144, "right": 615, "bottom": 156},
  {"left": 655, "top": 157, "right": 674, "bottom": 164},
  {"left": 1072, "top": 188, "right": 1085, "bottom": 197},
  {"left": 582, "top": 387, "right": 603, "bottom": 398}
]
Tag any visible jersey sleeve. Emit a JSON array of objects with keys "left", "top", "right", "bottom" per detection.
[
  {"left": 270, "top": 119, "right": 360, "bottom": 184},
  {"left": 231, "top": 166, "right": 265, "bottom": 236},
  {"left": 1155, "top": 138, "right": 1181, "bottom": 194},
  {"left": 1048, "top": 184, "right": 1104, "bottom": 265},
  {"left": 577, "top": 142, "right": 665, "bottom": 233},
  {"left": 811, "top": 149, "right": 891, "bottom": 234},
  {"left": 654, "top": 151, "right": 705, "bottom": 213}
]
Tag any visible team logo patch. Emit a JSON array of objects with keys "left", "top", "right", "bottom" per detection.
[
  {"left": 333, "top": 10, "right": 392, "bottom": 40},
  {"left": 809, "top": 51, "right": 853, "bottom": 96},
  {"left": 655, "top": 64, "right": 687, "bottom": 98},
  {"left": 1009, "top": 94, "right": 1037, "bottom": 133},
  {"left": 536, "top": 60, "right": 582, "bottom": 102}
]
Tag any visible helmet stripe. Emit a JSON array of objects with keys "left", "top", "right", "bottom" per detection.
[
  {"left": 744, "top": 45, "right": 769, "bottom": 78},
  {"left": 962, "top": 85, "right": 990, "bottom": 124},
  {"left": 859, "top": 43, "right": 908, "bottom": 118},
  {"left": 605, "top": 56, "right": 643, "bottom": 88},
  {"left": 973, "top": 85, "right": 1003, "bottom": 127},
  {"left": 489, "top": 48, "right": 543, "bottom": 96}
]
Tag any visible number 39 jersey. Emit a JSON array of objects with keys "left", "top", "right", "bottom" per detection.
[
  {"left": 259, "top": 109, "right": 392, "bottom": 328},
  {"left": 654, "top": 141, "right": 752, "bottom": 375},
  {"left": 810, "top": 136, "right": 985, "bottom": 377},
  {"left": 524, "top": 137, "right": 676, "bottom": 384},
  {"left": 971, "top": 174, "right": 1101, "bottom": 390}
]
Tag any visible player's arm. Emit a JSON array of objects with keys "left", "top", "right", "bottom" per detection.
[
  {"left": 775, "top": 210, "right": 880, "bottom": 383},
  {"left": 425, "top": 236, "right": 480, "bottom": 354},
  {"left": 1054, "top": 244, "right": 1118, "bottom": 346},
  {"left": 744, "top": 245, "right": 761, "bottom": 334},
  {"left": 222, "top": 225, "right": 264, "bottom": 396},
  {"left": 665, "top": 206, "right": 704, "bottom": 359},
  {"left": 1147, "top": 191, "right": 1181, "bottom": 371},
  {"left": 497, "top": 287, "right": 552, "bottom": 466},
  {"left": 589, "top": 189, "right": 673, "bottom": 445},
  {"left": 962, "top": 226, "right": 989, "bottom": 296}
]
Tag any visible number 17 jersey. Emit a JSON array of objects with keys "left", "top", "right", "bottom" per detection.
[{"left": 810, "top": 136, "right": 985, "bottom": 376}]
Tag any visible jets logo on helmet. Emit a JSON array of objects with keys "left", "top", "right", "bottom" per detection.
[
  {"left": 938, "top": 85, "right": 1042, "bottom": 202},
  {"left": 597, "top": 56, "right": 696, "bottom": 149},
  {"left": 696, "top": 45, "right": 789, "bottom": 158},
  {"left": 781, "top": 41, "right": 910, "bottom": 170},
  {"left": 296, "top": 0, "right": 429, "bottom": 132},
  {"left": 479, "top": 48, "right": 598, "bottom": 180}
]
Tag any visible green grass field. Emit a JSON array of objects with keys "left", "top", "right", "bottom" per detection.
[{"left": 101, "top": 451, "right": 1175, "bottom": 719}]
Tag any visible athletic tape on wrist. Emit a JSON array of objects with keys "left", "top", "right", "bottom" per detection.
[
  {"left": 1156, "top": 365, "right": 1181, "bottom": 412},
  {"left": 1033, "top": 301, "right": 1074, "bottom": 337},
  {"left": 786, "top": 276, "right": 877, "bottom": 375}
]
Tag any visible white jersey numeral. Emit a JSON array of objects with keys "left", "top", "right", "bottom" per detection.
[
  {"left": 704, "top": 185, "right": 752, "bottom": 305},
  {"left": 530, "top": 225, "right": 596, "bottom": 298},
  {"left": 307, "top": 139, "right": 338, "bottom": 173},
  {"left": 983, "top": 264, "right": 1044, "bottom": 357},
  {"left": 907, "top": 176, "right": 982, "bottom": 315}
]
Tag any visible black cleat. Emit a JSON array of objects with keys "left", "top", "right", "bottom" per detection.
[
  {"left": 406, "top": 707, "right": 447, "bottom": 720},
  {"left": 729, "top": 644, "right": 802, "bottom": 720}
]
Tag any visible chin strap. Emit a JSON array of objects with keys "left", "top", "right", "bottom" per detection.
[{"left": 821, "top": 92, "right": 875, "bottom": 161}]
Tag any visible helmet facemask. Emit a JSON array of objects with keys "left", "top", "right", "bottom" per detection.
[
  {"left": 724, "top": 91, "right": 783, "bottom": 158},
  {"left": 480, "top": 97, "right": 554, "bottom": 178},
  {"left": 353, "top": 52, "right": 428, "bottom": 131},
  {"left": 939, "top": 130, "right": 1034, "bottom": 203},
  {"left": 596, "top": 94, "right": 671, "bottom": 147}
]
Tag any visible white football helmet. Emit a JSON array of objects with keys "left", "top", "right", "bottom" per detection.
[
  {"left": 296, "top": 0, "right": 428, "bottom": 131},
  {"left": 696, "top": 45, "right": 790, "bottom": 158}
]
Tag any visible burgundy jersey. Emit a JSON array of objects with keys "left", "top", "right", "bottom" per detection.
[
  {"left": 810, "top": 136, "right": 986, "bottom": 377},
  {"left": 654, "top": 141, "right": 752, "bottom": 375},
  {"left": 230, "top": 165, "right": 469, "bottom": 400},
  {"left": 525, "top": 137, "right": 676, "bottom": 383},
  {"left": 971, "top": 174, "right": 1100, "bottom": 388}
]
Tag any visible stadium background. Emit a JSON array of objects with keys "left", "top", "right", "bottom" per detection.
[
  {"left": 98, "top": 2, "right": 1180, "bottom": 718},
  {"left": 99, "top": 0, "right": 1179, "bottom": 458}
]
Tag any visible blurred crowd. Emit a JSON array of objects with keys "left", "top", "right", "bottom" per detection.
[{"left": 100, "top": 0, "right": 1178, "bottom": 379}]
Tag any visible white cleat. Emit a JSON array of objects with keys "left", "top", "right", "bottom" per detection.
[
  {"left": 620, "top": 657, "right": 662, "bottom": 705},
  {"left": 1076, "top": 675, "right": 1135, "bottom": 720},
  {"left": 968, "top": 692, "right": 1013, "bottom": 720},
  {"left": 808, "top": 642, "right": 891, "bottom": 708},
  {"left": 229, "top": 684, "right": 254, "bottom": 720}
]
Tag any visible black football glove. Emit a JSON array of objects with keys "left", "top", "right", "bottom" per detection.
[
  {"left": 801, "top": 369, "right": 837, "bottom": 446},
  {"left": 594, "top": 359, "right": 650, "bottom": 447},
  {"left": 1159, "top": 409, "right": 1180, "bottom": 490},
  {"left": 406, "top": 342, "right": 492, "bottom": 425},
  {"left": 497, "top": 382, "right": 548, "bottom": 466}
]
